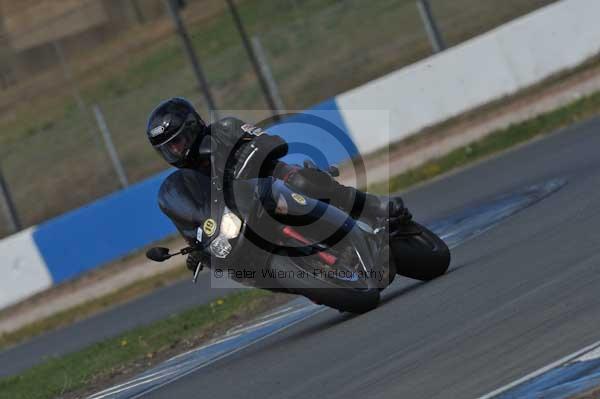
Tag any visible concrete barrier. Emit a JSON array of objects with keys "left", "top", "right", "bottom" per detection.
[
  {"left": 337, "top": 0, "right": 600, "bottom": 154},
  {"left": 32, "top": 169, "right": 177, "bottom": 285},
  {"left": 0, "top": 228, "right": 52, "bottom": 308}
]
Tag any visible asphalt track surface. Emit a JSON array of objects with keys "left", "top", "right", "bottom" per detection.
[{"left": 5, "top": 116, "right": 600, "bottom": 398}]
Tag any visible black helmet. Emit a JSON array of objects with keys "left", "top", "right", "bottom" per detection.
[{"left": 147, "top": 98, "right": 207, "bottom": 167}]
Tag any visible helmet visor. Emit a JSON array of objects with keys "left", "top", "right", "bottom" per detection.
[{"left": 154, "top": 125, "right": 195, "bottom": 164}]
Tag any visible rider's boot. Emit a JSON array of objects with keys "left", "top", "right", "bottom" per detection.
[
  {"left": 336, "top": 187, "right": 411, "bottom": 223},
  {"left": 280, "top": 161, "right": 411, "bottom": 223}
]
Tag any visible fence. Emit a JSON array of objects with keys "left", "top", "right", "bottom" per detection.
[{"left": 0, "top": 0, "right": 557, "bottom": 237}]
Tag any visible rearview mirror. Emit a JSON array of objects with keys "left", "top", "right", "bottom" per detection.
[
  {"left": 146, "top": 247, "right": 172, "bottom": 262},
  {"left": 328, "top": 165, "right": 340, "bottom": 177}
]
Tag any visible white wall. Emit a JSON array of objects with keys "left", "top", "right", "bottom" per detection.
[
  {"left": 0, "top": 228, "right": 52, "bottom": 309},
  {"left": 337, "top": 0, "right": 600, "bottom": 155}
]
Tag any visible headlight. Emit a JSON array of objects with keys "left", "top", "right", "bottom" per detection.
[
  {"left": 205, "top": 208, "right": 242, "bottom": 259},
  {"left": 220, "top": 207, "right": 242, "bottom": 239}
]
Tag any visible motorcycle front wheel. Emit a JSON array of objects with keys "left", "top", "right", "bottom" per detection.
[{"left": 268, "top": 253, "right": 381, "bottom": 314}]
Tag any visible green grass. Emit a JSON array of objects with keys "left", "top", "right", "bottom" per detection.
[
  {"left": 0, "top": 289, "right": 276, "bottom": 399},
  {"left": 370, "top": 89, "right": 600, "bottom": 194}
]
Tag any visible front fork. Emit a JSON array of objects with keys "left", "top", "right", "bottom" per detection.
[{"left": 372, "top": 219, "right": 397, "bottom": 287}]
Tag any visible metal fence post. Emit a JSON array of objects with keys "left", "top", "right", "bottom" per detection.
[
  {"left": 250, "top": 35, "right": 286, "bottom": 113},
  {"left": 0, "top": 165, "right": 21, "bottom": 233},
  {"left": 416, "top": 0, "right": 446, "bottom": 53},
  {"left": 225, "top": 0, "right": 281, "bottom": 121},
  {"left": 93, "top": 105, "right": 129, "bottom": 189},
  {"left": 165, "top": 0, "right": 219, "bottom": 120}
]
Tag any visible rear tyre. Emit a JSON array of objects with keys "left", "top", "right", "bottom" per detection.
[{"left": 390, "top": 222, "right": 450, "bottom": 281}]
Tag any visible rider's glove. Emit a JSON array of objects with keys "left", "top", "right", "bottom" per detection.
[
  {"left": 186, "top": 250, "right": 204, "bottom": 273},
  {"left": 232, "top": 134, "right": 288, "bottom": 180}
]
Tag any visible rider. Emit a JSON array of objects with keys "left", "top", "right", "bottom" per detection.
[{"left": 146, "top": 97, "right": 410, "bottom": 273}]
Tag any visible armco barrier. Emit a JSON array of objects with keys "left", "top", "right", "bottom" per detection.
[
  {"left": 336, "top": 0, "right": 600, "bottom": 154},
  {"left": 2, "top": 0, "right": 599, "bottom": 309}
]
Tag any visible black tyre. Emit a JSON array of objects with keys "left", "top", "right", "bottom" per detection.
[
  {"left": 268, "top": 254, "right": 380, "bottom": 314},
  {"left": 390, "top": 222, "right": 450, "bottom": 281}
]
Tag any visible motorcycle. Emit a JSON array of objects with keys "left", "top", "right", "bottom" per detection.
[{"left": 147, "top": 164, "right": 450, "bottom": 314}]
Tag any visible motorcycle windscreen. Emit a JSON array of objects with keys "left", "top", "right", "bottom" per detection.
[{"left": 158, "top": 169, "right": 215, "bottom": 241}]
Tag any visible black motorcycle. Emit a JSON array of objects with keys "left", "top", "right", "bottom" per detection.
[{"left": 147, "top": 166, "right": 450, "bottom": 314}]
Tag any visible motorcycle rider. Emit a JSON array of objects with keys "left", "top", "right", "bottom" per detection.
[{"left": 146, "top": 98, "right": 411, "bottom": 273}]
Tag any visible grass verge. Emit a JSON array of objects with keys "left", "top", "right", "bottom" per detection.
[
  {"left": 370, "top": 89, "right": 600, "bottom": 194},
  {"left": 0, "top": 265, "right": 189, "bottom": 351},
  {"left": 0, "top": 289, "right": 284, "bottom": 399}
]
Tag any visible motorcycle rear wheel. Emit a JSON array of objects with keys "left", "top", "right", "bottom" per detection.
[{"left": 390, "top": 222, "right": 450, "bottom": 281}]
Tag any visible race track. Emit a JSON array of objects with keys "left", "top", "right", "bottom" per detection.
[
  {"left": 6, "top": 115, "right": 600, "bottom": 398},
  {"left": 141, "top": 117, "right": 600, "bottom": 398}
]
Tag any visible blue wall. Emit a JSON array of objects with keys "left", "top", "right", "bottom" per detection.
[
  {"left": 270, "top": 98, "right": 358, "bottom": 168},
  {"left": 33, "top": 169, "right": 177, "bottom": 283}
]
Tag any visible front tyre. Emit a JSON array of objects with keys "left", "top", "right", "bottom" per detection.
[{"left": 268, "top": 254, "right": 380, "bottom": 314}]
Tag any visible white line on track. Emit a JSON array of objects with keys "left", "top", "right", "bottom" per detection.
[
  {"left": 478, "top": 340, "right": 600, "bottom": 398},
  {"left": 126, "top": 305, "right": 327, "bottom": 399},
  {"left": 88, "top": 301, "right": 326, "bottom": 399}
]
